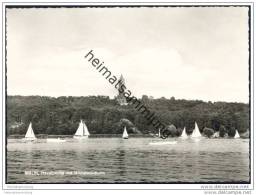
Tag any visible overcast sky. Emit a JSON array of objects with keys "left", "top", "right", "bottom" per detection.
[{"left": 7, "top": 7, "right": 249, "bottom": 103}]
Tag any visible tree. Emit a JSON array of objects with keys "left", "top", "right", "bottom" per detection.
[
  {"left": 228, "top": 127, "right": 236, "bottom": 137},
  {"left": 203, "top": 127, "right": 214, "bottom": 138},
  {"left": 219, "top": 125, "right": 227, "bottom": 137},
  {"left": 162, "top": 124, "right": 178, "bottom": 137}
]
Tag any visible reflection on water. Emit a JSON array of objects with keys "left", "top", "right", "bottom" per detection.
[{"left": 7, "top": 138, "right": 249, "bottom": 183}]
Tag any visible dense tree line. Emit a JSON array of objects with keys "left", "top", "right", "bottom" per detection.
[{"left": 7, "top": 95, "right": 249, "bottom": 137}]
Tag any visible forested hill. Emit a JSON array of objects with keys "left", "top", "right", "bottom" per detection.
[{"left": 7, "top": 95, "right": 249, "bottom": 136}]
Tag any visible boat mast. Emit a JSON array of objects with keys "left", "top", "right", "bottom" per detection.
[{"left": 82, "top": 120, "right": 85, "bottom": 136}]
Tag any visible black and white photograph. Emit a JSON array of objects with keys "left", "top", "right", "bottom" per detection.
[{"left": 1, "top": 1, "right": 254, "bottom": 193}]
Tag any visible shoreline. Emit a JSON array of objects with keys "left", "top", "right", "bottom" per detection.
[{"left": 7, "top": 134, "right": 249, "bottom": 139}]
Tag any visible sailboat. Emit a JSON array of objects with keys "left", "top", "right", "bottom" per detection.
[
  {"left": 234, "top": 129, "right": 240, "bottom": 138},
  {"left": 73, "top": 120, "right": 90, "bottom": 139},
  {"left": 181, "top": 127, "right": 188, "bottom": 139},
  {"left": 191, "top": 122, "right": 201, "bottom": 138},
  {"left": 122, "top": 126, "right": 128, "bottom": 139},
  {"left": 158, "top": 128, "right": 161, "bottom": 138},
  {"left": 22, "top": 122, "right": 37, "bottom": 141},
  {"left": 213, "top": 131, "right": 220, "bottom": 138}
]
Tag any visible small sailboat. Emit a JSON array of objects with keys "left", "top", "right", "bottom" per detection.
[
  {"left": 73, "top": 120, "right": 90, "bottom": 139},
  {"left": 191, "top": 122, "right": 201, "bottom": 138},
  {"left": 181, "top": 127, "right": 188, "bottom": 139},
  {"left": 122, "top": 126, "right": 128, "bottom": 139},
  {"left": 234, "top": 129, "right": 240, "bottom": 138},
  {"left": 213, "top": 131, "right": 220, "bottom": 138},
  {"left": 153, "top": 129, "right": 161, "bottom": 138},
  {"left": 22, "top": 122, "right": 37, "bottom": 141}
]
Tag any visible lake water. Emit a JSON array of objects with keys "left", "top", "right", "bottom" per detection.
[{"left": 7, "top": 137, "right": 250, "bottom": 183}]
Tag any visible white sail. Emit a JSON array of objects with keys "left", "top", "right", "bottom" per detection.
[
  {"left": 181, "top": 127, "right": 188, "bottom": 138},
  {"left": 213, "top": 131, "right": 220, "bottom": 138},
  {"left": 158, "top": 129, "right": 161, "bottom": 138},
  {"left": 234, "top": 129, "right": 240, "bottom": 138},
  {"left": 82, "top": 122, "right": 90, "bottom": 136},
  {"left": 25, "top": 122, "right": 36, "bottom": 139},
  {"left": 122, "top": 126, "right": 128, "bottom": 139},
  {"left": 74, "top": 120, "right": 84, "bottom": 136},
  {"left": 74, "top": 120, "right": 90, "bottom": 138},
  {"left": 191, "top": 122, "right": 201, "bottom": 138}
]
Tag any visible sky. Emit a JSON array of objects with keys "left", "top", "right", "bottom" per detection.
[{"left": 6, "top": 7, "right": 249, "bottom": 103}]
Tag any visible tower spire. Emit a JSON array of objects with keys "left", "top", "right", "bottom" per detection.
[{"left": 116, "top": 74, "right": 128, "bottom": 106}]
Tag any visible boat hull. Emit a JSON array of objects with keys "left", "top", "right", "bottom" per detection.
[
  {"left": 46, "top": 138, "right": 66, "bottom": 143},
  {"left": 149, "top": 141, "right": 177, "bottom": 145},
  {"left": 73, "top": 136, "right": 89, "bottom": 139},
  {"left": 22, "top": 138, "right": 37, "bottom": 142}
]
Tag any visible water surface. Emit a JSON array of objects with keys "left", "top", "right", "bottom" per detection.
[{"left": 7, "top": 137, "right": 250, "bottom": 183}]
